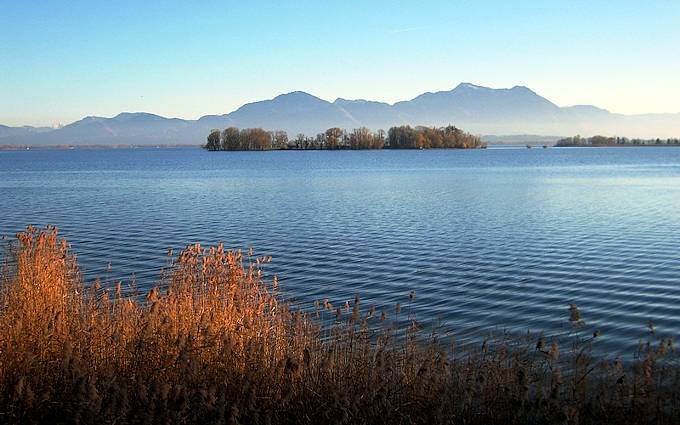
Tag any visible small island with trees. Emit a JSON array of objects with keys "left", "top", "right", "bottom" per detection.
[
  {"left": 556, "top": 135, "right": 680, "bottom": 147},
  {"left": 204, "top": 125, "right": 486, "bottom": 151}
]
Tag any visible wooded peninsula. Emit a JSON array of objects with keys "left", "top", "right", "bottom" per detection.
[
  {"left": 204, "top": 125, "right": 486, "bottom": 151},
  {"left": 556, "top": 135, "right": 680, "bottom": 147}
]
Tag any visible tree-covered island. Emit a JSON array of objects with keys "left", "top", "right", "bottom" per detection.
[{"left": 204, "top": 125, "right": 486, "bottom": 151}]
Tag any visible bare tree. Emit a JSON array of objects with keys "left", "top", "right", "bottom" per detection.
[{"left": 206, "top": 129, "right": 221, "bottom": 151}]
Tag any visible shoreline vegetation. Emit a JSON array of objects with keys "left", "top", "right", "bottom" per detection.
[
  {"left": 556, "top": 135, "right": 680, "bottom": 147},
  {"left": 204, "top": 125, "right": 487, "bottom": 151},
  {"left": 4, "top": 133, "right": 680, "bottom": 151},
  {"left": 1, "top": 227, "right": 679, "bottom": 424}
]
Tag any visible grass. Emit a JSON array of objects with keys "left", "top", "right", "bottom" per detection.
[{"left": 0, "top": 226, "right": 679, "bottom": 424}]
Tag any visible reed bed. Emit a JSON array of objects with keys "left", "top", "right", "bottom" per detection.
[{"left": 0, "top": 226, "right": 679, "bottom": 424}]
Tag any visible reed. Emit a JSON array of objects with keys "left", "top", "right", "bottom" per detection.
[{"left": 0, "top": 226, "right": 678, "bottom": 424}]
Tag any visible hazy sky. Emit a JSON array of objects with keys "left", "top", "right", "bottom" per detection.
[{"left": 1, "top": 0, "right": 679, "bottom": 127}]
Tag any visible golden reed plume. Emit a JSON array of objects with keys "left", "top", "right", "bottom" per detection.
[{"left": 0, "top": 226, "right": 678, "bottom": 424}]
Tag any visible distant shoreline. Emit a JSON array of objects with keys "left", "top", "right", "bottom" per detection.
[
  {"left": 3, "top": 143, "right": 680, "bottom": 151},
  {"left": 554, "top": 144, "right": 680, "bottom": 148},
  {"left": 556, "top": 135, "right": 680, "bottom": 148}
]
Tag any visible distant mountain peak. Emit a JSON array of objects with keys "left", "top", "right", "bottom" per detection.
[
  {"left": 334, "top": 98, "right": 364, "bottom": 104},
  {"left": 115, "top": 112, "right": 153, "bottom": 117},
  {"left": 334, "top": 98, "right": 389, "bottom": 106},
  {"left": 272, "top": 91, "right": 325, "bottom": 102},
  {"left": 509, "top": 85, "right": 538, "bottom": 95},
  {"left": 112, "top": 112, "right": 167, "bottom": 122},
  {"left": 454, "top": 82, "right": 487, "bottom": 91},
  {"left": 451, "top": 83, "right": 540, "bottom": 94}
]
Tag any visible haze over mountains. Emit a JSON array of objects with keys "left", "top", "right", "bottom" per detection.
[{"left": 2, "top": 83, "right": 679, "bottom": 145}]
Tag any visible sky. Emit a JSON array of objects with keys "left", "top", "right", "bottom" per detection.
[{"left": 1, "top": 0, "right": 679, "bottom": 127}]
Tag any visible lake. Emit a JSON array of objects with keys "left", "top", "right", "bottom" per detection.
[{"left": 1, "top": 146, "right": 679, "bottom": 355}]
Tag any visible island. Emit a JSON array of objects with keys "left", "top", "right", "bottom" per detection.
[{"left": 204, "top": 125, "right": 486, "bottom": 151}]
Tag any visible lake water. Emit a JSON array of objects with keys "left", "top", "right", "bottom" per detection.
[{"left": 1, "top": 147, "right": 679, "bottom": 355}]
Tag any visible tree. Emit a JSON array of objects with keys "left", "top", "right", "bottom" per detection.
[
  {"left": 590, "top": 135, "right": 615, "bottom": 146},
  {"left": 341, "top": 130, "right": 349, "bottom": 148},
  {"left": 376, "top": 129, "right": 386, "bottom": 147},
  {"left": 239, "top": 128, "right": 270, "bottom": 150},
  {"left": 349, "top": 127, "right": 374, "bottom": 149},
  {"left": 325, "top": 127, "right": 343, "bottom": 149},
  {"left": 221, "top": 127, "right": 240, "bottom": 150},
  {"left": 294, "top": 134, "right": 305, "bottom": 149},
  {"left": 314, "top": 133, "right": 326, "bottom": 149},
  {"left": 206, "top": 129, "right": 221, "bottom": 151},
  {"left": 387, "top": 126, "right": 418, "bottom": 149},
  {"left": 272, "top": 131, "right": 288, "bottom": 149}
]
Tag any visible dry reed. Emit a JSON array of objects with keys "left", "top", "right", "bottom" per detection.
[{"left": 0, "top": 226, "right": 679, "bottom": 424}]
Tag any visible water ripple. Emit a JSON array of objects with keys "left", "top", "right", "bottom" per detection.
[{"left": 1, "top": 147, "right": 680, "bottom": 356}]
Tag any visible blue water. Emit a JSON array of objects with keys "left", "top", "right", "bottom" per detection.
[{"left": 1, "top": 147, "right": 679, "bottom": 355}]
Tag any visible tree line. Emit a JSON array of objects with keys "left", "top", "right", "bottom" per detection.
[
  {"left": 205, "top": 125, "right": 485, "bottom": 151},
  {"left": 556, "top": 135, "right": 680, "bottom": 147}
]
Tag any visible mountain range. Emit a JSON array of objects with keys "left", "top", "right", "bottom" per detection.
[{"left": 2, "top": 83, "right": 679, "bottom": 145}]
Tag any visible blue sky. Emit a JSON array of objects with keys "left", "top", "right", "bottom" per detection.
[{"left": 1, "top": 0, "right": 679, "bottom": 126}]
